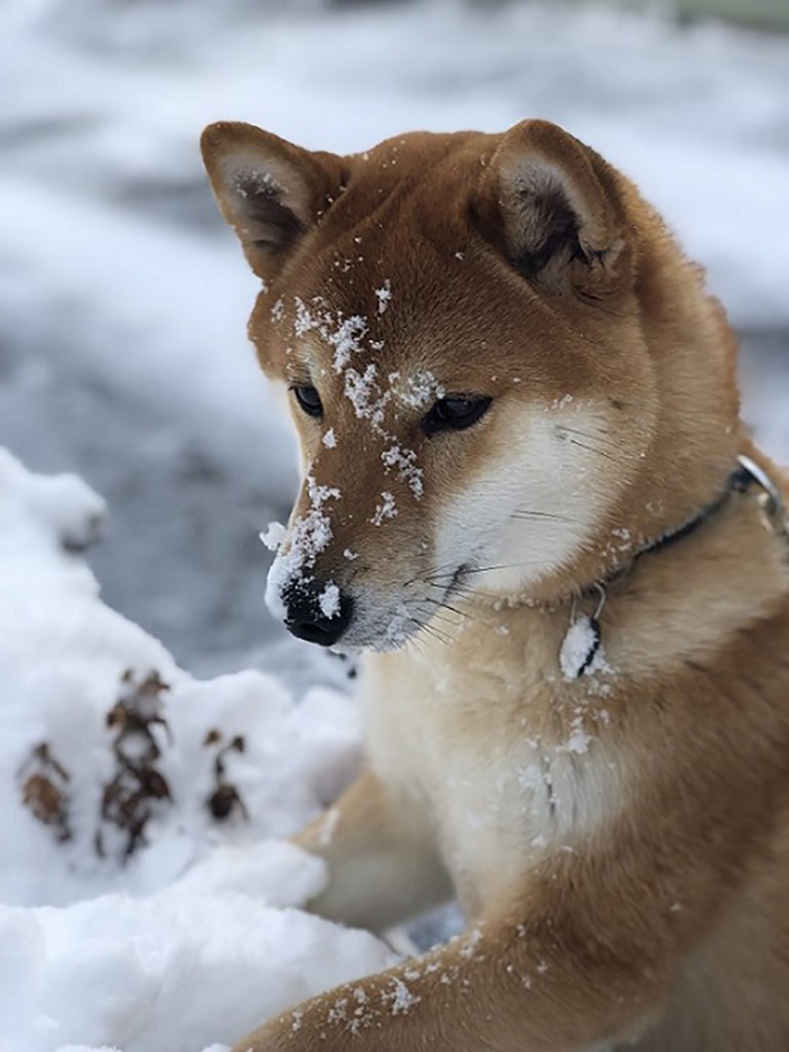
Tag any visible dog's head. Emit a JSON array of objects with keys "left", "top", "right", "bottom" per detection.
[{"left": 201, "top": 119, "right": 733, "bottom": 651}]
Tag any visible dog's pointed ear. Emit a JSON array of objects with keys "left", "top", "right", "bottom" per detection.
[
  {"left": 201, "top": 122, "right": 345, "bottom": 282},
  {"left": 474, "top": 119, "right": 631, "bottom": 300}
]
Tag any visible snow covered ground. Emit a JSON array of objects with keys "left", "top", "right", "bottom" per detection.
[
  {"left": 1, "top": 1, "right": 788, "bottom": 1049},
  {"left": 0, "top": 448, "right": 396, "bottom": 1052}
]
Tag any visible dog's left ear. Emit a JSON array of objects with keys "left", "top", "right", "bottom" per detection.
[
  {"left": 474, "top": 119, "right": 632, "bottom": 300},
  {"left": 201, "top": 122, "right": 345, "bottom": 282}
]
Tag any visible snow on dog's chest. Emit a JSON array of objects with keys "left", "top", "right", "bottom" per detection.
[
  {"left": 432, "top": 718, "right": 620, "bottom": 907},
  {"left": 363, "top": 653, "right": 622, "bottom": 907}
]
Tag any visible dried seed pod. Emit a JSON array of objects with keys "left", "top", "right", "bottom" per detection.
[
  {"left": 18, "top": 742, "right": 72, "bottom": 843},
  {"left": 203, "top": 730, "right": 250, "bottom": 824},
  {"left": 96, "top": 669, "right": 174, "bottom": 861}
]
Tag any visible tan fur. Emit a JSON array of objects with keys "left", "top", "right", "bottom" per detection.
[{"left": 201, "top": 119, "right": 789, "bottom": 1051}]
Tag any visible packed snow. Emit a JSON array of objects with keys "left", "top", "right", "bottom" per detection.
[
  {"left": 265, "top": 476, "right": 341, "bottom": 619},
  {"left": 1, "top": 0, "right": 789, "bottom": 1049},
  {"left": 259, "top": 521, "right": 286, "bottom": 552},
  {"left": 0, "top": 450, "right": 396, "bottom": 1052},
  {"left": 560, "top": 615, "right": 603, "bottom": 680},
  {"left": 318, "top": 582, "right": 342, "bottom": 620},
  {"left": 375, "top": 280, "right": 392, "bottom": 315}
]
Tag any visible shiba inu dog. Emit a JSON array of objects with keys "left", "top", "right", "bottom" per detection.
[{"left": 201, "top": 119, "right": 789, "bottom": 1051}]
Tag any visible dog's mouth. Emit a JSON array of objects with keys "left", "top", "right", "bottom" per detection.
[
  {"left": 346, "top": 561, "right": 474, "bottom": 654},
  {"left": 447, "top": 562, "right": 470, "bottom": 597}
]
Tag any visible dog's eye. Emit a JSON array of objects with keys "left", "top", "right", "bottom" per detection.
[
  {"left": 423, "top": 396, "right": 491, "bottom": 435},
  {"left": 292, "top": 385, "right": 323, "bottom": 419}
]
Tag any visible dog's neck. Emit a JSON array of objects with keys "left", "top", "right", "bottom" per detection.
[
  {"left": 600, "top": 454, "right": 786, "bottom": 589},
  {"left": 428, "top": 457, "right": 787, "bottom": 691},
  {"left": 492, "top": 447, "right": 786, "bottom": 671},
  {"left": 498, "top": 444, "right": 785, "bottom": 606},
  {"left": 573, "top": 456, "right": 787, "bottom": 677}
]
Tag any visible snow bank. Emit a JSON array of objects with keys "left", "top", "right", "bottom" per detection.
[
  {"left": 0, "top": 449, "right": 396, "bottom": 1052},
  {"left": 0, "top": 863, "right": 396, "bottom": 1052}
]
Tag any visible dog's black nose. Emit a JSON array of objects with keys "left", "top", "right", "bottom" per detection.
[{"left": 282, "top": 580, "right": 354, "bottom": 647}]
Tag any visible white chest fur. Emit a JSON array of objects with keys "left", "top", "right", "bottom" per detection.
[{"left": 360, "top": 619, "right": 625, "bottom": 915}]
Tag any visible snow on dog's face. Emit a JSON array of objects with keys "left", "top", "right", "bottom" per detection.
[{"left": 202, "top": 121, "right": 658, "bottom": 650}]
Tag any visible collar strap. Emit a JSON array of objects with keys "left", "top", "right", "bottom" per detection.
[
  {"left": 561, "top": 454, "right": 787, "bottom": 680},
  {"left": 631, "top": 456, "right": 768, "bottom": 564}
]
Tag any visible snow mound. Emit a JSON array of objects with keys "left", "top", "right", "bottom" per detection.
[
  {"left": 0, "top": 851, "right": 394, "bottom": 1052},
  {"left": 0, "top": 448, "right": 396, "bottom": 1052}
]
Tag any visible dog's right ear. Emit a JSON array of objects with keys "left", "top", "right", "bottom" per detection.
[{"left": 200, "top": 122, "right": 345, "bottom": 282}]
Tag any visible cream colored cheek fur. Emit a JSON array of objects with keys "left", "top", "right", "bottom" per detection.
[{"left": 433, "top": 405, "right": 618, "bottom": 596}]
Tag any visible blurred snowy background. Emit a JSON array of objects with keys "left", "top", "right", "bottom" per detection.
[
  {"left": 1, "top": 2, "right": 788, "bottom": 1049},
  {"left": 2, "top": 0, "right": 788, "bottom": 680}
]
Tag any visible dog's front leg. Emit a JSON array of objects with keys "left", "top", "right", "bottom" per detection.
[
  {"left": 230, "top": 902, "right": 669, "bottom": 1052},
  {"left": 293, "top": 770, "right": 452, "bottom": 933}
]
